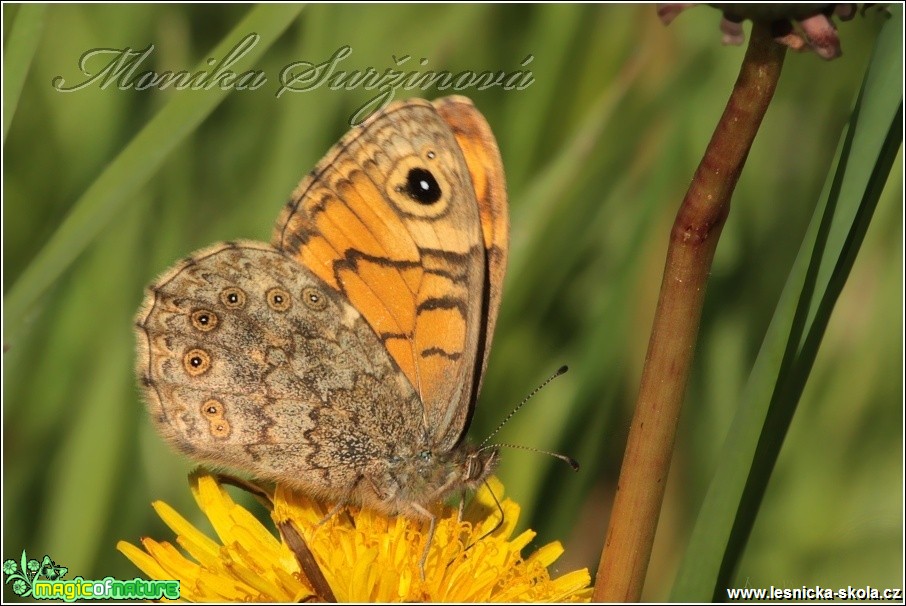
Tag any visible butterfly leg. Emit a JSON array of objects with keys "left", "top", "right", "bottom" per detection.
[
  {"left": 457, "top": 489, "right": 466, "bottom": 523},
  {"left": 409, "top": 502, "right": 436, "bottom": 581},
  {"left": 316, "top": 501, "right": 347, "bottom": 527},
  {"left": 474, "top": 480, "right": 505, "bottom": 542},
  {"left": 460, "top": 480, "right": 506, "bottom": 557}
]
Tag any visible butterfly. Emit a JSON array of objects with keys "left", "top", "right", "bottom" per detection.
[
  {"left": 38, "top": 556, "right": 67, "bottom": 582},
  {"left": 135, "top": 96, "right": 508, "bottom": 559}
]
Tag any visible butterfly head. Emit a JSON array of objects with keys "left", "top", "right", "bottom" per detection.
[
  {"left": 431, "top": 442, "right": 499, "bottom": 498},
  {"left": 462, "top": 444, "right": 500, "bottom": 489},
  {"left": 382, "top": 442, "right": 499, "bottom": 511}
]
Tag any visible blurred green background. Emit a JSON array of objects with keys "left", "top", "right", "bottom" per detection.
[{"left": 3, "top": 4, "right": 901, "bottom": 601}]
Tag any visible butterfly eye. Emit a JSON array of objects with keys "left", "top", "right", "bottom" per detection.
[
  {"left": 220, "top": 287, "right": 246, "bottom": 309},
  {"left": 266, "top": 287, "right": 292, "bottom": 312},
  {"left": 302, "top": 287, "right": 328, "bottom": 311},
  {"left": 404, "top": 168, "right": 442, "bottom": 205},
  {"left": 190, "top": 309, "right": 218, "bottom": 331},
  {"left": 183, "top": 348, "right": 211, "bottom": 376}
]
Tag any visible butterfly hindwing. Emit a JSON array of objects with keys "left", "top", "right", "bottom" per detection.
[{"left": 135, "top": 241, "right": 427, "bottom": 500}]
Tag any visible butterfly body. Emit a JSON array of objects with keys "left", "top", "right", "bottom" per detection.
[{"left": 136, "top": 96, "right": 508, "bottom": 525}]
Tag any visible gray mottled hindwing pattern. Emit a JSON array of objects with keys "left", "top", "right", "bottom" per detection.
[{"left": 135, "top": 241, "right": 427, "bottom": 502}]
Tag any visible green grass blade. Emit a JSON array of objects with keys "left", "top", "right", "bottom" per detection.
[
  {"left": 2, "top": 4, "right": 47, "bottom": 142},
  {"left": 671, "top": 7, "right": 902, "bottom": 600},
  {"left": 3, "top": 4, "right": 303, "bottom": 343}
]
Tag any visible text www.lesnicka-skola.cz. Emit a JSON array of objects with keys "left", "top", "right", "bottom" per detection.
[{"left": 726, "top": 585, "right": 902, "bottom": 601}]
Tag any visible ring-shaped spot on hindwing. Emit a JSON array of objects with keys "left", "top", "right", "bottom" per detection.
[
  {"left": 200, "top": 399, "right": 225, "bottom": 418},
  {"left": 210, "top": 419, "right": 231, "bottom": 439},
  {"left": 190, "top": 309, "right": 219, "bottom": 332},
  {"left": 220, "top": 287, "right": 247, "bottom": 309},
  {"left": 302, "top": 286, "right": 329, "bottom": 311},
  {"left": 183, "top": 348, "right": 212, "bottom": 377},
  {"left": 266, "top": 287, "right": 292, "bottom": 312}
]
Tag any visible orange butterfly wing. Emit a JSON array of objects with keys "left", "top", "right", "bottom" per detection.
[
  {"left": 433, "top": 97, "right": 509, "bottom": 400},
  {"left": 274, "top": 96, "right": 508, "bottom": 448}
]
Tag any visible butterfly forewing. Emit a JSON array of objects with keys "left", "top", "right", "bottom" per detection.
[
  {"left": 274, "top": 98, "right": 505, "bottom": 448},
  {"left": 433, "top": 97, "right": 509, "bottom": 404}
]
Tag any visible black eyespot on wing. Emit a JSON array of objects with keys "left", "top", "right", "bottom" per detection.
[{"left": 404, "top": 167, "right": 441, "bottom": 204}]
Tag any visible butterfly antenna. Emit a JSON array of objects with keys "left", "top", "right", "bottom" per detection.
[
  {"left": 479, "top": 365, "right": 568, "bottom": 449},
  {"left": 490, "top": 442, "right": 579, "bottom": 471},
  {"left": 477, "top": 366, "right": 576, "bottom": 470}
]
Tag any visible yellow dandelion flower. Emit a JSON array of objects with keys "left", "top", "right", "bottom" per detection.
[{"left": 118, "top": 471, "right": 592, "bottom": 602}]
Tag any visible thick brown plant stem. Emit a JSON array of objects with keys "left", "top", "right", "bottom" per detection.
[{"left": 593, "top": 24, "right": 786, "bottom": 601}]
